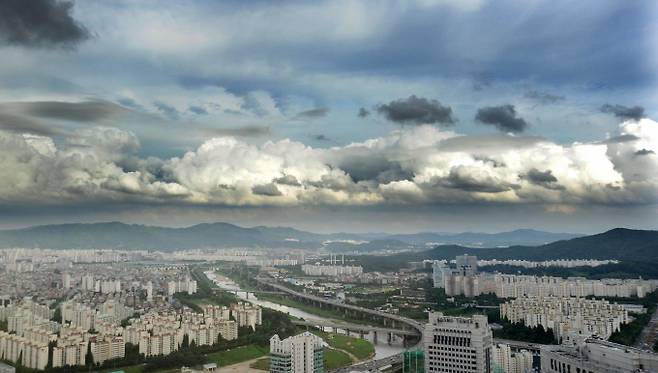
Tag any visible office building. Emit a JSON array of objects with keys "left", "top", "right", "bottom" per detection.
[{"left": 424, "top": 311, "right": 493, "bottom": 373}]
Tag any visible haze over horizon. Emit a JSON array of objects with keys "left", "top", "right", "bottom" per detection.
[{"left": 1, "top": 0, "right": 657, "bottom": 233}]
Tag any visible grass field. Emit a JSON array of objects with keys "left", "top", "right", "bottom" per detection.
[
  {"left": 324, "top": 348, "right": 353, "bottom": 370},
  {"left": 205, "top": 344, "right": 268, "bottom": 367}
]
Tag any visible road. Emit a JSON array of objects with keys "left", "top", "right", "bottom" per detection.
[{"left": 634, "top": 306, "right": 658, "bottom": 351}]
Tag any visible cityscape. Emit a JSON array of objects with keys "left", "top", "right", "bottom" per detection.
[{"left": 1, "top": 1, "right": 658, "bottom": 373}]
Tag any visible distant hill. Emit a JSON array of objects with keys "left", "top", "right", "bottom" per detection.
[
  {"left": 383, "top": 229, "right": 581, "bottom": 248},
  {"left": 357, "top": 228, "right": 658, "bottom": 271},
  {"left": 0, "top": 222, "right": 353, "bottom": 250},
  {"left": 0, "top": 221, "right": 583, "bottom": 251}
]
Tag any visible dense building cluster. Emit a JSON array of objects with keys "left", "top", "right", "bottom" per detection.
[
  {"left": 501, "top": 296, "right": 628, "bottom": 342},
  {"left": 433, "top": 256, "right": 658, "bottom": 299},
  {"left": 301, "top": 264, "right": 363, "bottom": 278}
]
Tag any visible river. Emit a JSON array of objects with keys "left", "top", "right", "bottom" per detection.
[{"left": 204, "top": 271, "right": 407, "bottom": 359}]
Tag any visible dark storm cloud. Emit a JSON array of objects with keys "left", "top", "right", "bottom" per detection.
[
  {"left": 188, "top": 106, "right": 208, "bottom": 115},
  {"left": 294, "top": 107, "right": 329, "bottom": 120},
  {"left": 358, "top": 107, "right": 370, "bottom": 118},
  {"left": 522, "top": 168, "right": 564, "bottom": 190},
  {"left": 204, "top": 126, "right": 270, "bottom": 138},
  {"left": 0, "top": 112, "right": 59, "bottom": 136},
  {"left": 600, "top": 104, "right": 645, "bottom": 121},
  {"left": 1, "top": 100, "right": 131, "bottom": 123},
  {"left": 252, "top": 183, "right": 282, "bottom": 196},
  {"left": 524, "top": 90, "right": 565, "bottom": 104},
  {"left": 475, "top": 105, "right": 528, "bottom": 133},
  {"left": 376, "top": 95, "right": 455, "bottom": 125},
  {"left": 634, "top": 149, "right": 655, "bottom": 156},
  {"left": 0, "top": 0, "right": 89, "bottom": 48},
  {"left": 153, "top": 101, "right": 180, "bottom": 120}
]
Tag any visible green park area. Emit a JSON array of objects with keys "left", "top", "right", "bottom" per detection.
[
  {"left": 321, "top": 333, "right": 375, "bottom": 360},
  {"left": 205, "top": 344, "right": 269, "bottom": 367}
]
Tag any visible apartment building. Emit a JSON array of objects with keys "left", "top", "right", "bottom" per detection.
[
  {"left": 501, "top": 296, "right": 628, "bottom": 342},
  {"left": 492, "top": 343, "right": 534, "bottom": 373},
  {"left": 230, "top": 302, "right": 262, "bottom": 330}
]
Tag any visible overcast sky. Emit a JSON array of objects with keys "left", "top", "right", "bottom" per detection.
[{"left": 0, "top": 0, "right": 657, "bottom": 233}]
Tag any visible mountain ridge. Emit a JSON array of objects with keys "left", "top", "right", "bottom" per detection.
[{"left": 0, "top": 221, "right": 582, "bottom": 250}]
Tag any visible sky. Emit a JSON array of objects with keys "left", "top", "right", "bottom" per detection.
[{"left": 0, "top": 0, "right": 657, "bottom": 233}]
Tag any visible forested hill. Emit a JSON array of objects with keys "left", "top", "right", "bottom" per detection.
[
  {"left": 356, "top": 228, "right": 658, "bottom": 271},
  {"left": 423, "top": 228, "right": 658, "bottom": 262}
]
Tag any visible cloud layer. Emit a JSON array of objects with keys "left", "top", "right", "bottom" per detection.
[{"left": 1, "top": 119, "right": 656, "bottom": 210}]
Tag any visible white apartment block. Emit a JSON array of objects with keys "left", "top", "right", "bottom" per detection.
[
  {"left": 541, "top": 338, "right": 658, "bottom": 373},
  {"left": 91, "top": 335, "right": 125, "bottom": 364},
  {"left": 0, "top": 331, "right": 49, "bottom": 370},
  {"left": 501, "top": 296, "right": 628, "bottom": 342},
  {"left": 132, "top": 309, "right": 238, "bottom": 358},
  {"left": 270, "top": 331, "right": 324, "bottom": 373},
  {"left": 201, "top": 305, "right": 231, "bottom": 321},
  {"left": 494, "top": 274, "right": 657, "bottom": 299},
  {"left": 230, "top": 302, "right": 262, "bottom": 330},
  {"left": 424, "top": 312, "right": 493, "bottom": 373},
  {"left": 52, "top": 341, "right": 87, "bottom": 368},
  {"left": 301, "top": 264, "right": 363, "bottom": 277},
  {"left": 167, "top": 277, "right": 198, "bottom": 296},
  {"left": 492, "top": 343, "right": 534, "bottom": 373}
]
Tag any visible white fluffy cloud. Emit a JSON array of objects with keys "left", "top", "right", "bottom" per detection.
[{"left": 1, "top": 119, "right": 657, "bottom": 208}]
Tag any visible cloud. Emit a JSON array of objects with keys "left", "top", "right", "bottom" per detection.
[
  {"left": 0, "top": 111, "right": 59, "bottom": 136},
  {"left": 600, "top": 104, "right": 645, "bottom": 121},
  {"left": 475, "top": 105, "right": 528, "bottom": 133},
  {"left": 0, "top": 0, "right": 89, "bottom": 48},
  {"left": 376, "top": 95, "right": 455, "bottom": 125},
  {"left": 522, "top": 168, "right": 564, "bottom": 190},
  {"left": 153, "top": 101, "right": 180, "bottom": 120},
  {"left": 294, "top": 107, "right": 329, "bottom": 120},
  {"left": 1, "top": 100, "right": 131, "bottom": 123},
  {"left": 188, "top": 105, "right": 208, "bottom": 115},
  {"left": 274, "top": 175, "right": 301, "bottom": 186},
  {"left": 635, "top": 149, "right": 655, "bottom": 156},
  {"left": 0, "top": 118, "right": 657, "bottom": 208},
  {"left": 438, "top": 166, "right": 517, "bottom": 193},
  {"left": 603, "top": 134, "right": 640, "bottom": 144},
  {"left": 358, "top": 107, "right": 370, "bottom": 118},
  {"left": 203, "top": 126, "right": 271, "bottom": 138},
  {"left": 252, "top": 183, "right": 282, "bottom": 197},
  {"left": 524, "top": 90, "right": 565, "bottom": 104}
]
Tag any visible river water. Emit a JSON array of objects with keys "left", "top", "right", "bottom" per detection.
[{"left": 204, "top": 271, "right": 406, "bottom": 359}]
